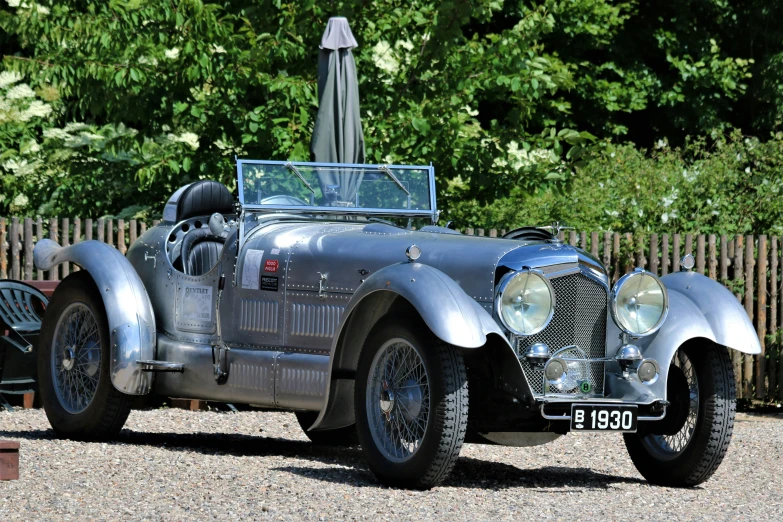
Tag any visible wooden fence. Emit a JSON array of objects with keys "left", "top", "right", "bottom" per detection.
[{"left": 2, "top": 217, "right": 781, "bottom": 402}]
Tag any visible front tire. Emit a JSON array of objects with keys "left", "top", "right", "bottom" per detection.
[
  {"left": 355, "top": 317, "right": 468, "bottom": 489},
  {"left": 38, "top": 272, "right": 132, "bottom": 440},
  {"left": 624, "top": 344, "right": 736, "bottom": 487}
]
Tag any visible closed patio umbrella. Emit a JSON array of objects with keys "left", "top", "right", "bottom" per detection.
[{"left": 309, "top": 17, "right": 366, "bottom": 203}]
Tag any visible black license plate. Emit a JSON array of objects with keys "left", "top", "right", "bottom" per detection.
[{"left": 570, "top": 404, "right": 638, "bottom": 433}]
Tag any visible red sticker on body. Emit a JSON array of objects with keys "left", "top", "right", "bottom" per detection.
[{"left": 264, "top": 259, "right": 279, "bottom": 273}]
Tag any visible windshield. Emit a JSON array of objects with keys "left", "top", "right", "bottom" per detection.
[{"left": 236, "top": 160, "right": 436, "bottom": 221}]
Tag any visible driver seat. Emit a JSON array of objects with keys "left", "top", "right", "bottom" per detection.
[
  {"left": 174, "top": 180, "right": 234, "bottom": 276},
  {"left": 182, "top": 229, "right": 225, "bottom": 276}
]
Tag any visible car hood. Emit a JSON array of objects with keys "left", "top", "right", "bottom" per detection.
[{"left": 244, "top": 221, "right": 605, "bottom": 303}]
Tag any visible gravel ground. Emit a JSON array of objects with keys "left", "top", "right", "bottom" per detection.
[{"left": 1, "top": 408, "right": 781, "bottom": 521}]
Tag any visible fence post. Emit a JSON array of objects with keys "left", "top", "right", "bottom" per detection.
[
  {"left": 719, "top": 235, "right": 728, "bottom": 284},
  {"left": 23, "top": 218, "right": 33, "bottom": 280},
  {"left": 661, "top": 234, "right": 670, "bottom": 276},
  {"left": 708, "top": 235, "right": 717, "bottom": 280},
  {"left": 106, "top": 219, "right": 114, "bottom": 248},
  {"left": 10, "top": 218, "right": 20, "bottom": 281},
  {"left": 35, "top": 217, "right": 43, "bottom": 280},
  {"left": 672, "top": 234, "right": 681, "bottom": 272},
  {"left": 612, "top": 233, "right": 620, "bottom": 282},
  {"left": 61, "top": 217, "right": 70, "bottom": 278},
  {"left": 118, "top": 219, "right": 127, "bottom": 255},
  {"left": 649, "top": 234, "right": 659, "bottom": 275},
  {"left": 489, "top": 228, "right": 497, "bottom": 238},
  {"left": 97, "top": 218, "right": 105, "bottom": 243},
  {"left": 569, "top": 230, "right": 577, "bottom": 246},
  {"left": 779, "top": 241, "right": 783, "bottom": 400},
  {"left": 73, "top": 218, "right": 81, "bottom": 272},
  {"left": 770, "top": 237, "right": 778, "bottom": 398},
  {"left": 591, "top": 232, "right": 599, "bottom": 258},
  {"left": 696, "top": 235, "right": 705, "bottom": 275},
  {"left": 635, "top": 234, "right": 646, "bottom": 270},
  {"left": 603, "top": 232, "right": 611, "bottom": 271},
  {"left": 85, "top": 218, "right": 93, "bottom": 241},
  {"left": 580, "top": 231, "right": 587, "bottom": 250},
  {"left": 140, "top": 222, "right": 147, "bottom": 235},
  {"left": 756, "top": 236, "right": 767, "bottom": 399},
  {"left": 0, "top": 218, "right": 6, "bottom": 279},
  {"left": 130, "top": 219, "right": 138, "bottom": 245},
  {"left": 47, "top": 218, "right": 58, "bottom": 280},
  {"left": 744, "top": 235, "right": 755, "bottom": 398},
  {"left": 733, "top": 235, "right": 744, "bottom": 396}
]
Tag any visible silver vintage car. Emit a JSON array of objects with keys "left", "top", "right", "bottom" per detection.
[{"left": 33, "top": 160, "right": 760, "bottom": 489}]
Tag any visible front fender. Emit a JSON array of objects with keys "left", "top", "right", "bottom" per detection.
[
  {"left": 311, "top": 262, "right": 526, "bottom": 430},
  {"left": 353, "top": 262, "right": 506, "bottom": 349},
  {"left": 659, "top": 271, "right": 760, "bottom": 355},
  {"left": 634, "top": 271, "right": 760, "bottom": 400},
  {"left": 34, "top": 239, "right": 156, "bottom": 395}
]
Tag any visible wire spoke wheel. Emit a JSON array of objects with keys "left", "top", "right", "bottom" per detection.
[
  {"left": 366, "top": 338, "right": 431, "bottom": 463},
  {"left": 624, "top": 343, "right": 736, "bottom": 487},
  {"left": 51, "top": 302, "right": 101, "bottom": 414},
  {"left": 641, "top": 349, "right": 699, "bottom": 459}
]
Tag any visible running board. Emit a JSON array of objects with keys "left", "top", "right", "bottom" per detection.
[{"left": 137, "top": 360, "right": 185, "bottom": 373}]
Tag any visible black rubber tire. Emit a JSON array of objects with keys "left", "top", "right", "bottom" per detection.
[
  {"left": 355, "top": 317, "right": 469, "bottom": 489},
  {"left": 624, "top": 345, "right": 736, "bottom": 487},
  {"left": 37, "top": 272, "right": 132, "bottom": 441},
  {"left": 295, "top": 411, "right": 359, "bottom": 446}
]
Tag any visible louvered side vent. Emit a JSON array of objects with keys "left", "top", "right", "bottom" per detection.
[
  {"left": 239, "top": 299, "right": 279, "bottom": 333},
  {"left": 228, "top": 363, "right": 273, "bottom": 392},
  {"left": 289, "top": 303, "right": 344, "bottom": 338},
  {"left": 277, "top": 368, "right": 327, "bottom": 397}
]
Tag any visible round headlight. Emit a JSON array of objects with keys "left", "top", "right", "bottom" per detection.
[
  {"left": 611, "top": 271, "right": 668, "bottom": 336},
  {"left": 497, "top": 270, "right": 555, "bottom": 335}
]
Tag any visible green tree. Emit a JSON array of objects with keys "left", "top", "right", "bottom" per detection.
[{"left": 1, "top": 0, "right": 781, "bottom": 225}]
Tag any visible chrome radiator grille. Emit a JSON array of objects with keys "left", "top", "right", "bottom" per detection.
[{"left": 516, "top": 272, "right": 608, "bottom": 396}]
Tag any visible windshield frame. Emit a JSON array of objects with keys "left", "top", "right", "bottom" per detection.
[{"left": 235, "top": 159, "right": 439, "bottom": 224}]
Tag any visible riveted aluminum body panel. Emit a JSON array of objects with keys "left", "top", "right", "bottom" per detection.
[
  {"left": 33, "top": 239, "right": 156, "bottom": 395},
  {"left": 128, "top": 224, "right": 226, "bottom": 346},
  {"left": 154, "top": 335, "right": 276, "bottom": 404},
  {"left": 154, "top": 334, "right": 328, "bottom": 409},
  {"left": 220, "top": 222, "right": 298, "bottom": 348},
  {"left": 275, "top": 352, "right": 330, "bottom": 410}
]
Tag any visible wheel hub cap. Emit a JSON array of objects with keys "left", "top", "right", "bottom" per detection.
[
  {"left": 380, "top": 381, "right": 395, "bottom": 419},
  {"left": 62, "top": 348, "right": 75, "bottom": 371}
]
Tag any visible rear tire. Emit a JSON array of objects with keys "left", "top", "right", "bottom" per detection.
[
  {"left": 37, "top": 272, "right": 131, "bottom": 440},
  {"left": 624, "top": 344, "right": 736, "bottom": 487},
  {"left": 355, "top": 317, "right": 468, "bottom": 489},
  {"left": 295, "top": 411, "right": 358, "bottom": 446}
]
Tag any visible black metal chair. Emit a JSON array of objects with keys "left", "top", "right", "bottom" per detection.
[{"left": 0, "top": 281, "right": 48, "bottom": 411}]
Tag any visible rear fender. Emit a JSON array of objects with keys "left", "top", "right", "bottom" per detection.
[
  {"left": 310, "top": 262, "right": 531, "bottom": 430},
  {"left": 34, "top": 239, "right": 156, "bottom": 395}
]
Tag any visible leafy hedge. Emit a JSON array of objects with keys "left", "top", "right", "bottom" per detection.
[{"left": 446, "top": 130, "right": 783, "bottom": 235}]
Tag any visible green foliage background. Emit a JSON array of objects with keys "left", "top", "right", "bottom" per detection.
[{"left": 1, "top": 0, "right": 782, "bottom": 233}]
